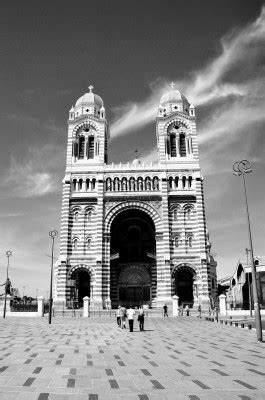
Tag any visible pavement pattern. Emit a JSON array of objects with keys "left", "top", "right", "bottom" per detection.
[{"left": 0, "top": 316, "right": 264, "bottom": 400}]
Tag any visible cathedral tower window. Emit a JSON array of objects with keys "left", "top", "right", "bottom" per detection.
[
  {"left": 86, "top": 178, "right": 90, "bottom": 190},
  {"left": 85, "top": 237, "right": 91, "bottom": 252},
  {"left": 182, "top": 176, "right": 186, "bottom": 189},
  {"left": 72, "top": 179, "right": 77, "bottom": 191},
  {"left": 78, "top": 179, "right": 83, "bottom": 191},
  {"left": 168, "top": 176, "right": 173, "bottom": 189},
  {"left": 174, "top": 234, "right": 180, "bottom": 247},
  {"left": 179, "top": 133, "right": 186, "bottom": 157},
  {"left": 87, "top": 136, "right": 95, "bottom": 159},
  {"left": 91, "top": 178, "right": 96, "bottom": 190},
  {"left": 78, "top": 136, "right": 85, "bottom": 158},
  {"left": 74, "top": 211, "right": 79, "bottom": 221},
  {"left": 175, "top": 176, "right": 179, "bottom": 188},
  {"left": 170, "top": 134, "right": 177, "bottom": 157},
  {"left": 188, "top": 176, "right": 193, "bottom": 188}
]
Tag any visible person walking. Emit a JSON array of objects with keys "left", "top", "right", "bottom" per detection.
[
  {"left": 185, "top": 305, "right": 190, "bottom": 316},
  {"left": 127, "top": 306, "right": 135, "bottom": 332},
  {"left": 116, "top": 305, "right": 122, "bottom": 327},
  {"left": 138, "top": 306, "right": 145, "bottom": 331},
  {"left": 197, "top": 304, "right": 201, "bottom": 318},
  {"left": 120, "top": 305, "right": 127, "bottom": 329},
  {"left": 163, "top": 303, "right": 168, "bottom": 317}
]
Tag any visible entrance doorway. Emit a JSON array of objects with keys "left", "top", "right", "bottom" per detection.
[
  {"left": 71, "top": 268, "right": 91, "bottom": 305},
  {"left": 110, "top": 209, "right": 156, "bottom": 308},
  {"left": 174, "top": 266, "right": 194, "bottom": 306}
]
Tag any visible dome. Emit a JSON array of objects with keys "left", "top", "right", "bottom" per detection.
[
  {"left": 159, "top": 83, "right": 189, "bottom": 106},
  {"left": 75, "top": 85, "right": 103, "bottom": 108}
]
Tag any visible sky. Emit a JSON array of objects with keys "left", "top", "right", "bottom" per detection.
[{"left": 0, "top": 0, "right": 264, "bottom": 297}]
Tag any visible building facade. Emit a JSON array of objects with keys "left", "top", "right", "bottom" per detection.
[{"left": 54, "top": 84, "right": 217, "bottom": 309}]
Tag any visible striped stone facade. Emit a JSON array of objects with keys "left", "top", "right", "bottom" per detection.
[{"left": 54, "top": 85, "right": 217, "bottom": 309}]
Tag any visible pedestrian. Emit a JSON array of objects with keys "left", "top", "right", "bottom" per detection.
[
  {"left": 127, "top": 306, "right": 135, "bottom": 332},
  {"left": 185, "top": 305, "right": 190, "bottom": 316},
  {"left": 197, "top": 304, "right": 201, "bottom": 318},
  {"left": 116, "top": 305, "right": 122, "bottom": 327},
  {"left": 120, "top": 305, "right": 127, "bottom": 329},
  {"left": 163, "top": 303, "right": 168, "bottom": 317},
  {"left": 138, "top": 306, "right": 145, "bottom": 331}
]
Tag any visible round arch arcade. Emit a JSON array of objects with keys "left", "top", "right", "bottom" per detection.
[
  {"left": 67, "top": 265, "right": 93, "bottom": 306},
  {"left": 109, "top": 208, "right": 157, "bottom": 308}
]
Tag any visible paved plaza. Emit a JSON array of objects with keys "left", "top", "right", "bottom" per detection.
[{"left": 0, "top": 316, "right": 264, "bottom": 400}]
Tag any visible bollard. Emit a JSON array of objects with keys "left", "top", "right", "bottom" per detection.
[
  {"left": 241, "top": 323, "right": 244, "bottom": 328},
  {"left": 235, "top": 322, "right": 238, "bottom": 327},
  {"left": 225, "top": 320, "right": 227, "bottom": 325},
  {"left": 230, "top": 321, "right": 233, "bottom": 326},
  {"left": 248, "top": 324, "right": 252, "bottom": 330}
]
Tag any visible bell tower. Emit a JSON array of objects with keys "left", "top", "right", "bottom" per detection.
[
  {"left": 67, "top": 85, "right": 109, "bottom": 168},
  {"left": 156, "top": 82, "right": 197, "bottom": 167}
]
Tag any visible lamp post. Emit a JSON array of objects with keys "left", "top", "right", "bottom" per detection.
[
  {"left": 233, "top": 160, "right": 262, "bottom": 342},
  {"left": 245, "top": 248, "right": 253, "bottom": 317},
  {"left": 48, "top": 230, "right": 58, "bottom": 324},
  {"left": 3, "top": 250, "right": 12, "bottom": 319}
]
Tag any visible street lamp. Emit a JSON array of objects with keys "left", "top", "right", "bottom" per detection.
[
  {"left": 3, "top": 250, "right": 12, "bottom": 319},
  {"left": 48, "top": 230, "right": 58, "bottom": 324},
  {"left": 233, "top": 160, "right": 262, "bottom": 342}
]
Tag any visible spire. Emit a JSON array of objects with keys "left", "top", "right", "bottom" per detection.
[{"left": 88, "top": 85, "right": 94, "bottom": 93}]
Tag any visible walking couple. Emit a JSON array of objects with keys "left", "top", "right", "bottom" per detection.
[{"left": 116, "top": 305, "right": 145, "bottom": 332}]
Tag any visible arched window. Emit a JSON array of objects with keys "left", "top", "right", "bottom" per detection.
[
  {"left": 78, "top": 179, "right": 83, "bottom": 191},
  {"left": 186, "top": 234, "right": 193, "bottom": 248},
  {"left": 182, "top": 176, "right": 186, "bottom": 189},
  {"left": 179, "top": 133, "right": 186, "bottom": 157},
  {"left": 87, "top": 136, "right": 94, "bottom": 159},
  {"left": 175, "top": 235, "right": 180, "bottom": 247},
  {"left": 170, "top": 134, "right": 177, "bottom": 157},
  {"left": 72, "top": 179, "right": 77, "bottom": 191},
  {"left": 173, "top": 206, "right": 180, "bottom": 220},
  {"left": 78, "top": 136, "right": 85, "bottom": 159},
  {"left": 85, "top": 237, "right": 91, "bottom": 252},
  {"left": 168, "top": 177, "right": 173, "bottom": 189},
  {"left": 184, "top": 205, "right": 193, "bottom": 220},
  {"left": 188, "top": 176, "right": 192, "bottom": 188},
  {"left": 86, "top": 178, "right": 90, "bottom": 191},
  {"left": 73, "top": 238, "right": 78, "bottom": 250},
  {"left": 91, "top": 178, "right": 96, "bottom": 190}
]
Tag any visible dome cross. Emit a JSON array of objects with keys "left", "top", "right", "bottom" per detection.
[
  {"left": 170, "top": 82, "right": 175, "bottom": 90},
  {"left": 88, "top": 85, "right": 94, "bottom": 92}
]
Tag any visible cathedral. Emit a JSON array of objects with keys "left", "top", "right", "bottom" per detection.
[{"left": 54, "top": 84, "right": 217, "bottom": 310}]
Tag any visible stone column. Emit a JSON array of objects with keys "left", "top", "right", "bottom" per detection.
[
  {"left": 219, "top": 294, "right": 227, "bottom": 316},
  {"left": 83, "top": 296, "right": 89, "bottom": 317},
  {"left": 37, "top": 296, "right": 44, "bottom": 317},
  {"left": 172, "top": 295, "right": 179, "bottom": 317}
]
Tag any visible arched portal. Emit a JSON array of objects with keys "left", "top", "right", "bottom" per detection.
[
  {"left": 174, "top": 265, "right": 195, "bottom": 306},
  {"left": 69, "top": 267, "right": 91, "bottom": 306},
  {"left": 110, "top": 209, "right": 156, "bottom": 308}
]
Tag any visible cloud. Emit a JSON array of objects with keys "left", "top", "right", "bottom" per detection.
[
  {"left": 1, "top": 144, "right": 65, "bottom": 199},
  {"left": 110, "top": 6, "right": 265, "bottom": 147}
]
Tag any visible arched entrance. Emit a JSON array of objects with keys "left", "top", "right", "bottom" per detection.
[
  {"left": 110, "top": 209, "right": 156, "bottom": 308},
  {"left": 69, "top": 267, "right": 91, "bottom": 306},
  {"left": 174, "top": 265, "right": 195, "bottom": 306}
]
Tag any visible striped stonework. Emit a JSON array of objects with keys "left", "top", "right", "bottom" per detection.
[{"left": 54, "top": 85, "right": 217, "bottom": 310}]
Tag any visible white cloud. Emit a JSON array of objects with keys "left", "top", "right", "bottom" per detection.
[
  {"left": 110, "top": 7, "right": 265, "bottom": 145},
  {"left": 2, "top": 144, "right": 64, "bottom": 199}
]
